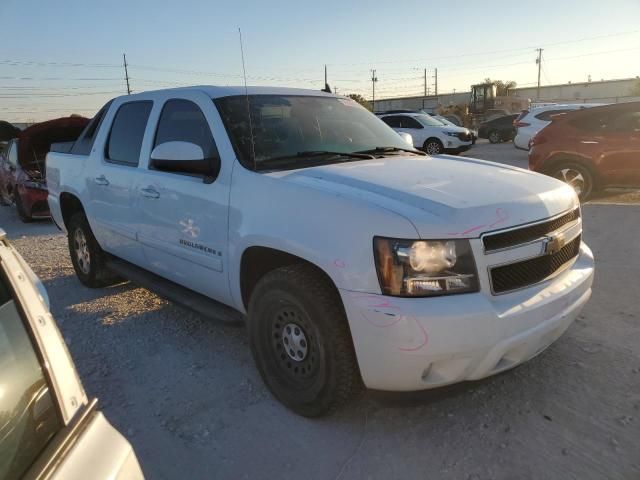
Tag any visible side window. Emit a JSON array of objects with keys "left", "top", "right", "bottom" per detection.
[
  {"left": 605, "top": 110, "right": 640, "bottom": 133},
  {"left": 106, "top": 101, "right": 152, "bottom": 166},
  {"left": 154, "top": 99, "right": 218, "bottom": 160},
  {"left": 401, "top": 116, "right": 423, "bottom": 129},
  {"left": 7, "top": 142, "right": 18, "bottom": 167},
  {"left": 0, "top": 272, "right": 62, "bottom": 480},
  {"left": 71, "top": 101, "right": 112, "bottom": 156},
  {"left": 381, "top": 116, "right": 401, "bottom": 128},
  {"left": 534, "top": 109, "right": 570, "bottom": 121}
]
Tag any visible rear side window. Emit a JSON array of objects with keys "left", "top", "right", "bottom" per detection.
[
  {"left": 106, "top": 101, "right": 152, "bottom": 166},
  {"left": 0, "top": 271, "right": 63, "bottom": 480},
  {"left": 71, "top": 101, "right": 113, "bottom": 156},
  {"left": 534, "top": 109, "right": 571, "bottom": 121},
  {"left": 154, "top": 100, "right": 219, "bottom": 160},
  {"left": 381, "top": 116, "right": 401, "bottom": 128}
]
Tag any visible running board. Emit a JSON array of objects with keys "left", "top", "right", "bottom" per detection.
[{"left": 106, "top": 257, "right": 245, "bottom": 326}]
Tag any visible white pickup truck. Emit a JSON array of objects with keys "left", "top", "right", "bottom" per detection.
[{"left": 47, "top": 86, "right": 594, "bottom": 416}]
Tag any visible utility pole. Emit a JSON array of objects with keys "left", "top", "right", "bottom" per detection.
[
  {"left": 536, "top": 48, "right": 543, "bottom": 101},
  {"left": 434, "top": 68, "right": 438, "bottom": 97},
  {"left": 123, "top": 53, "right": 131, "bottom": 95},
  {"left": 371, "top": 69, "right": 378, "bottom": 112},
  {"left": 424, "top": 68, "right": 427, "bottom": 97},
  {"left": 324, "top": 64, "right": 327, "bottom": 87}
]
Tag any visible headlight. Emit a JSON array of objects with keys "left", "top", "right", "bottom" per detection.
[
  {"left": 444, "top": 131, "right": 459, "bottom": 137},
  {"left": 373, "top": 237, "right": 479, "bottom": 297}
]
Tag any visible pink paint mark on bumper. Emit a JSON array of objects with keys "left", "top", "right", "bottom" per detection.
[{"left": 397, "top": 318, "right": 429, "bottom": 351}]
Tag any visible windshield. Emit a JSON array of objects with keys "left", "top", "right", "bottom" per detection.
[
  {"left": 434, "top": 116, "right": 456, "bottom": 127},
  {"left": 414, "top": 114, "right": 448, "bottom": 127},
  {"left": 215, "top": 95, "right": 412, "bottom": 170}
]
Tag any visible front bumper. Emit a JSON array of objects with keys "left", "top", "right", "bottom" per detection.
[{"left": 340, "top": 242, "right": 594, "bottom": 391}]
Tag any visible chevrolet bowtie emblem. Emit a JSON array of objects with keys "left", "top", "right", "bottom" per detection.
[{"left": 543, "top": 232, "right": 567, "bottom": 255}]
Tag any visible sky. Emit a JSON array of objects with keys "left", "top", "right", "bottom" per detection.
[{"left": 2, "top": 0, "right": 640, "bottom": 122}]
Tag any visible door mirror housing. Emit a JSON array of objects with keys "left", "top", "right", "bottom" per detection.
[
  {"left": 150, "top": 141, "right": 220, "bottom": 182},
  {"left": 398, "top": 132, "right": 413, "bottom": 146}
]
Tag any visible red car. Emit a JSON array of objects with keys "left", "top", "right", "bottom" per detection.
[
  {"left": 529, "top": 101, "right": 640, "bottom": 201},
  {"left": 0, "top": 117, "right": 88, "bottom": 222}
]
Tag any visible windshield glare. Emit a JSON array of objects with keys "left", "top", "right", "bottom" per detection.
[
  {"left": 414, "top": 114, "right": 448, "bottom": 127},
  {"left": 215, "top": 95, "right": 411, "bottom": 169}
]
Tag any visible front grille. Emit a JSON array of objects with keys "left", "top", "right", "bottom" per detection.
[
  {"left": 457, "top": 132, "right": 472, "bottom": 141},
  {"left": 483, "top": 208, "right": 580, "bottom": 252},
  {"left": 490, "top": 235, "right": 581, "bottom": 294}
]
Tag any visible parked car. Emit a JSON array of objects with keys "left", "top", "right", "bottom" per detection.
[
  {"left": 0, "top": 229, "right": 144, "bottom": 479},
  {"left": 513, "top": 104, "right": 602, "bottom": 150},
  {"left": 47, "top": 87, "right": 594, "bottom": 417},
  {"left": 478, "top": 114, "right": 518, "bottom": 143},
  {"left": 529, "top": 101, "right": 640, "bottom": 201},
  {"left": 379, "top": 112, "right": 474, "bottom": 154},
  {"left": 0, "top": 117, "right": 88, "bottom": 222}
]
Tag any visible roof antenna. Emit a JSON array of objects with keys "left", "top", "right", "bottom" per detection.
[{"left": 238, "top": 28, "right": 256, "bottom": 170}]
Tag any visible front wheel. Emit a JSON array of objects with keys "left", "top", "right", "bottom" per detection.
[
  {"left": 67, "top": 212, "right": 119, "bottom": 287},
  {"left": 488, "top": 130, "right": 502, "bottom": 144},
  {"left": 550, "top": 162, "right": 595, "bottom": 201},
  {"left": 15, "top": 194, "right": 33, "bottom": 223},
  {"left": 423, "top": 138, "right": 443, "bottom": 155},
  {"left": 247, "top": 264, "right": 362, "bottom": 416}
]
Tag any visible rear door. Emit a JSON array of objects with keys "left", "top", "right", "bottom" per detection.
[
  {"left": 597, "top": 106, "right": 640, "bottom": 186},
  {"left": 86, "top": 100, "right": 153, "bottom": 266},
  {"left": 135, "top": 92, "right": 233, "bottom": 304}
]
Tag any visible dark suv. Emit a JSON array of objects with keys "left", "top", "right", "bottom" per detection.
[
  {"left": 477, "top": 114, "right": 518, "bottom": 143},
  {"left": 528, "top": 102, "right": 640, "bottom": 201}
]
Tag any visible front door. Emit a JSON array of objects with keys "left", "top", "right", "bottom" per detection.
[
  {"left": 136, "top": 94, "right": 232, "bottom": 305},
  {"left": 86, "top": 100, "right": 152, "bottom": 266}
]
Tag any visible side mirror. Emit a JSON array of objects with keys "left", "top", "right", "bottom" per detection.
[
  {"left": 150, "top": 141, "right": 219, "bottom": 182},
  {"left": 398, "top": 132, "right": 413, "bottom": 146}
]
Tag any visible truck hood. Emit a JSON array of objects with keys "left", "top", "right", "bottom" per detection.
[{"left": 271, "top": 155, "right": 578, "bottom": 238}]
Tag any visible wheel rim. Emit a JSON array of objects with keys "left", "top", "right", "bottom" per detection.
[
  {"left": 489, "top": 131, "right": 500, "bottom": 142},
  {"left": 426, "top": 142, "right": 441, "bottom": 155},
  {"left": 270, "top": 305, "right": 318, "bottom": 380},
  {"left": 73, "top": 228, "right": 91, "bottom": 274},
  {"left": 554, "top": 168, "right": 585, "bottom": 197}
]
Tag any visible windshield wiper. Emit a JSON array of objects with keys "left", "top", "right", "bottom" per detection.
[
  {"left": 355, "top": 146, "right": 426, "bottom": 156},
  {"left": 255, "top": 150, "right": 375, "bottom": 171}
]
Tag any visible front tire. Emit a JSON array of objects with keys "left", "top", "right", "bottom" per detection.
[
  {"left": 423, "top": 138, "right": 443, "bottom": 155},
  {"left": 247, "top": 264, "right": 362, "bottom": 416},
  {"left": 67, "top": 212, "right": 119, "bottom": 287},
  {"left": 488, "top": 130, "right": 502, "bottom": 144},
  {"left": 549, "top": 162, "right": 595, "bottom": 201},
  {"left": 15, "top": 194, "right": 33, "bottom": 223}
]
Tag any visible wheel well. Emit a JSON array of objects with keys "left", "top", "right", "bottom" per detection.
[
  {"left": 541, "top": 156, "right": 599, "bottom": 183},
  {"left": 424, "top": 137, "right": 443, "bottom": 146},
  {"left": 240, "top": 247, "right": 336, "bottom": 310},
  {"left": 59, "top": 192, "right": 85, "bottom": 230}
]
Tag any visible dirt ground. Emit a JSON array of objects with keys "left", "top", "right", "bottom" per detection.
[{"left": 2, "top": 142, "right": 639, "bottom": 480}]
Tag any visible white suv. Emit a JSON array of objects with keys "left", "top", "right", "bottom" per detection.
[
  {"left": 514, "top": 104, "right": 603, "bottom": 150},
  {"left": 379, "top": 113, "right": 474, "bottom": 155}
]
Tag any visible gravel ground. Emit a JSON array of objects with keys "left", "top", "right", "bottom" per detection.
[{"left": 2, "top": 143, "right": 640, "bottom": 479}]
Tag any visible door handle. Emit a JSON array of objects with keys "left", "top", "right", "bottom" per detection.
[
  {"left": 94, "top": 175, "right": 110, "bottom": 186},
  {"left": 140, "top": 186, "right": 160, "bottom": 199}
]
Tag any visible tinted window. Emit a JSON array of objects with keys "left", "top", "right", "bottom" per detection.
[
  {"left": 381, "top": 116, "right": 402, "bottom": 128},
  {"left": 72, "top": 101, "right": 112, "bottom": 156},
  {"left": 606, "top": 110, "right": 640, "bottom": 133},
  {"left": 0, "top": 272, "right": 62, "bottom": 480},
  {"left": 106, "top": 101, "right": 152, "bottom": 166},
  {"left": 534, "top": 109, "right": 571, "bottom": 121},
  {"left": 400, "top": 116, "right": 423, "bottom": 129},
  {"left": 154, "top": 100, "right": 218, "bottom": 160}
]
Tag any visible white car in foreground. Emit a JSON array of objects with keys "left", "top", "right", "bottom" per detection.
[
  {"left": 378, "top": 112, "right": 474, "bottom": 155},
  {"left": 0, "top": 230, "right": 144, "bottom": 479},
  {"left": 514, "top": 103, "right": 603, "bottom": 150},
  {"left": 47, "top": 86, "right": 593, "bottom": 416}
]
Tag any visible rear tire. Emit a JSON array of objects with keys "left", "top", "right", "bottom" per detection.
[
  {"left": 15, "top": 194, "right": 33, "bottom": 223},
  {"left": 488, "top": 130, "right": 502, "bottom": 144},
  {"left": 247, "top": 264, "right": 363, "bottom": 417},
  {"left": 423, "top": 138, "right": 443, "bottom": 155},
  {"left": 549, "top": 162, "right": 595, "bottom": 202},
  {"left": 67, "top": 212, "right": 119, "bottom": 287}
]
